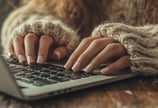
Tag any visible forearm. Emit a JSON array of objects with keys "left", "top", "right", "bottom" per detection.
[{"left": 92, "top": 23, "right": 158, "bottom": 75}]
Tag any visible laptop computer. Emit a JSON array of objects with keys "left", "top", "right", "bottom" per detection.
[{"left": 0, "top": 45, "right": 139, "bottom": 101}]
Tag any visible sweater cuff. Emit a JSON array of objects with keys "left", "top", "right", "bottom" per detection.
[
  {"left": 92, "top": 23, "right": 158, "bottom": 75},
  {"left": 12, "top": 20, "right": 81, "bottom": 54}
]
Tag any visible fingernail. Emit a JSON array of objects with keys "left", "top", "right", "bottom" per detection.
[
  {"left": 101, "top": 67, "right": 110, "bottom": 74},
  {"left": 72, "top": 62, "right": 81, "bottom": 72},
  {"left": 64, "top": 60, "right": 72, "bottom": 69},
  {"left": 27, "top": 56, "right": 34, "bottom": 64},
  {"left": 8, "top": 52, "right": 13, "bottom": 58},
  {"left": 18, "top": 55, "right": 26, "bottom": 63},
  {"left": 84, "top": 65, "right": 92, "bottom": 73},
  {"left": 64, "top": 63, "right": 69, "bottom": 69},
  {"left": 64, "top": 62, "right": 71, "bottom": 69},
  {"left": 53, "top": 51, "right": 61, "bottom": 60},
  {"left": 37, "top": 55, "right": 44, "bottom": 64}
]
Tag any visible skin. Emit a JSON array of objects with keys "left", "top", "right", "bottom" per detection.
[
  {"left": 64, "top": 36, "right": 131, "bottom": 74},
  {"left": 7, "top": 33, "right": 130, "bottom": 75},
  {"left": 7, "top": 33, "right": 68, "bottom": 65}
]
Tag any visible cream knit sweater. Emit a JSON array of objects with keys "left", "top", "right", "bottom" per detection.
[{"left": 1, "top": 0, "right": 158, "bottom": 75}]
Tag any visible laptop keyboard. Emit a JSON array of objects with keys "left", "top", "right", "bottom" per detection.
[{"left": 6, "top": 58, "right": 99, "bottom": 86}]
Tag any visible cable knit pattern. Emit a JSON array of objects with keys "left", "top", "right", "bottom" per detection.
[
  {"left": 92, "top": 23, "right": 158, "bottom": 75},
  {"left": 12, "top": 19, "right": 80, "bottom": 54}
]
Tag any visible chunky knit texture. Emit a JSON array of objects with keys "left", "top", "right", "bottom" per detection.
[
  {"left": 12, "top": 18, "right": 80, "bottom": 54},
  {"left": 1, "top": 0, "right": 158, "bottom": 75},
  {"left": 92, "top": 23, "right": 158, "bottom": 75},
  {"left": 1, "top": 6, "right": 80, "bottom": 54}
]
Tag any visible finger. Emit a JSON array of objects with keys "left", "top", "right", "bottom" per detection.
[
  {"left": 84, "top": 43, "right": 126, "bottom": 73},
  {"left": 64, "top": 36, "right": 101, "bottom": 69},
  {"left": 37, "top": 35, "right": 53, "bottom": 64},
  {"left": 101, "top": 56, "right": 130, "bottom": 75},
  {"left": 7, "top": 40, "right": 14, "bottom": 58},
  {"left": 50, "top": 46, "right": 68, "bottom": 60},
  {"left": 71, "top": 38, "right": 114, "bottom": 72},
  {"left": 13, "top": 36, "right": 26, "bottom": 63},
  {"left": 24, "top": 33, "right": 39, "bottom": 64}
]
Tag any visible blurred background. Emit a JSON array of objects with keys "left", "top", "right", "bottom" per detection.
[{"left": 0, "top": 0, "right": 21, "bottom": 33}]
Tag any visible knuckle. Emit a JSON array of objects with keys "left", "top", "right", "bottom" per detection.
[
  {"left": 101, "top": 38, "right": 108, "bottom": 41},
  {"left": 91, "top": 39, "right": 102, "bottom": 46},
  {"left": 13, "top": 36, "right": 23, "bottom": 42},
  {"left": 106, "top": 43, "right": 120, "bottom": 50},
  {"left": 102, "top": 38, "right": 113, "bottom": 43},
  {"left": 122, "top": 56, "right": 130, "bottom": 64},
  {"left": 82, "top": 37, "right": 92, "bottom": 44},
  {"left": 40, "top": 35, "right": 53, "bottom": 42},
  {"left": 25, "top": 33, "right": 37, "bottom": 41}
]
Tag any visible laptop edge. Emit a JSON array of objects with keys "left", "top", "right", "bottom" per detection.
[{"left": 0, "top": 45, "right": 139, "bottom": 101}]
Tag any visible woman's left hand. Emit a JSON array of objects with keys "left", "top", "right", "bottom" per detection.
[{"left": 64, "top": 36, "right": 130, "bottom": 75}]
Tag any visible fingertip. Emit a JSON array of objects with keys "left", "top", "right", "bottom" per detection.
[
  {"left": 52, "top": 51, "right": 61, "bottom": 60},
  {"left": 8, "top": 52, "right": 14, "bottom": 58},
  {"left": 18, "top": 54, "right": 26, "bottom": 63},
  {"left": 7, "top": 42, "right": 14, "bottom": 58},
  {"left": 100, "top": 67, "right": 110, "bottom": 75},
  {"left": 57, "top": 47, "right": 68, "bottom": 58},
  {"left": 84, "top": 65, "right": 92, "bottom": 73},
  {"left": 64, "top": 60, "right": 72, "bottom": 70},
  {"left": 72, "top": 62, "right": 81, "bottom": 72},
  {"left": 37, "top": 55, "right": 45, "bottom": 64},
  {"left": 63, "top": 64, "right": 68, "bottom": 69},
  {"left": 51, "top": 47, "right": 68, "bottom": 60},
  {"left": 64, "top": 62, "right": 69, "bottom": 69},
  {"left": 27, "top": 56, "right": 35, "bottom": 65}
]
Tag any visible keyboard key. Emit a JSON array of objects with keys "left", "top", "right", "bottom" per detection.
[
  {"left": 49, "top": 70, "right": 58, "bottom": 74},
  {"left": 46, "top": 78, "right": 58, "bottom": 84},
  {"left": 40, "top": 72, "right": 49, "bottom": 77},
  {"left": 19, "top": 77, "right": 34, "bottom": 83},
  {"left": 56, "top": 72, "right": 65, "bottom": 76},
  {"left": 58, "top": 76, "right": 70, "bottom": 82},
  {"left": 33, "top": 80, "right": 52, "bottom": 86},
  {"left": 6, "top": 59, "right": 99, "bottom": 86}
]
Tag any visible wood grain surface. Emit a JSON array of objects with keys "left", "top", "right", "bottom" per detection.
[{"left": 0, "top": 76, "right": 158, "bottom": 108}]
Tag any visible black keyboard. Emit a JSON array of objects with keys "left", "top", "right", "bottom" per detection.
[{"left": 6, "top": 58, "right": 99, "bottom": 86}]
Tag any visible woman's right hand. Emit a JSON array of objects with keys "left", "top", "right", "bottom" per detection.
[{"left": 7, "top": 33, "right": 68, "bottom": 64}]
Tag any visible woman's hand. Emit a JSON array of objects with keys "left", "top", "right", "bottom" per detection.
[
  {"left": 64, "top": 36, "right": 130, "bottom": 75},
  {"left": 7, "top": 33, "right": 68, "bottom": 64}
]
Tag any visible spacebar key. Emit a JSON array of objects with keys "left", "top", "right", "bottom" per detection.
[{"left": 46, "top": 78, "right": 58, "bottom": 84}]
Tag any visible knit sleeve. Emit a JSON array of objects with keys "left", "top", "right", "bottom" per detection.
[
  {"left": 1, "top": 5, "right": 30, "bottom": 47},
  {"left": 92, "top": 23, "right": 158, "bottom": 75},
  {"left": 11, "top": 16, "right": 80, "bottom": 54},
  {"left": 1, "top": 6, "right": 80, "bottom": 54}
]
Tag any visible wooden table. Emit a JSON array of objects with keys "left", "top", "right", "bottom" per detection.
[{"left": 0, "top": 76, "right": 158, "bottom": 108}]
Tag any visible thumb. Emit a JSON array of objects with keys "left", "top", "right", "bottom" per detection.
[{"left": 50, "top": 46, "right": 68, "bottom": 60}]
